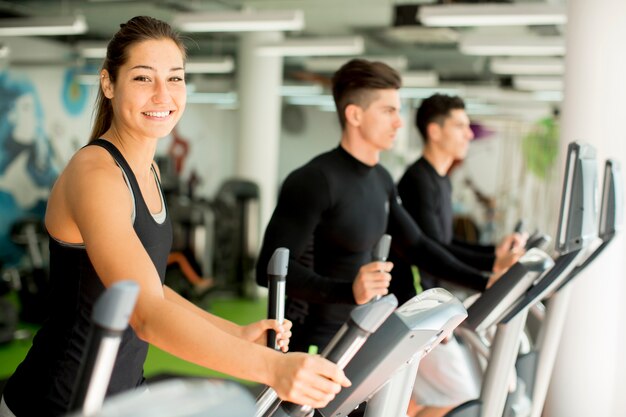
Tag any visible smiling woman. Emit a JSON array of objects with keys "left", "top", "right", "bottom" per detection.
[{"left": 0, "top": 16, "right": 349, "bottom": 417}]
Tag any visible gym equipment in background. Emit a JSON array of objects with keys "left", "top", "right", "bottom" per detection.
[
  {"left": 212, "top": 179, "right": 261, "bottom": 298},
  {"left": 9, "top": 217, "right": 50, "bottom": 324}
]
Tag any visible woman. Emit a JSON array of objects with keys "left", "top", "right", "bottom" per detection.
[{"left": 0, "top": 16, "right": 349, "bottom": 417}]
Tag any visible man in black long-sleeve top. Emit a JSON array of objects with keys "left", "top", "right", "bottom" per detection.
[
  {"left": 394, "top": 94, "right": 526, "bottom": 416},
  {"left": 395, "top": 94, "right": 525, "bottom": 293},
  {"left": 256, "top": 61, "right": 520, "bottom": 416}
]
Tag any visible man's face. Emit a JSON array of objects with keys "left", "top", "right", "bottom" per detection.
[
  {"left": 431, "top": 108, "right": 474, "bottom": 160},
  {"left": 357, "top": 88, "right": 403, "bottom": 151}
]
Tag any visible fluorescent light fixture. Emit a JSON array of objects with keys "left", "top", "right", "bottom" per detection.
[
  {"left": 0, "top": 15, "right": 87, "bottom": 36},
  {"left": 419, "top": 4, "right": 566, "bottom": 27},
  {"left": 401, "top": 71, "right": 439, "bottom": 88},
  {"left": 464, "top": 86, "right": 535, "bottom": 103},
  {"left": 77, "top": 41, "right": 108, "bottom": 59},
  {"left": 534, "top": 90, "right": 563, "bottom": 102},
  {"left": 383, "top": 26, "right": 460, "bottom": 44},
  {"left": 185, "top": 57, "right": 234, "bottom": 74},
  {"left": 256, "top": 36, "right": 364, "bottom": 57},
  {"left": 460, "top": 35, "right": 565, "bottom": 56},
  {"left": 173, "top": 10, "right": 304, "bottom": 33},
  {"left": 490, "top": 57, "right": 564, "bottom": 75},
  {"left": 302, "top": 55, "right": 408, "bottom": 72},
  {"left": 400, "top": 86, "right": 463, "bottom": 100},
  {"left": 0, "top": 44, "right": 9, "bottom": 59},
  {"left": 186, "top": 92, "right": 238, "bottom": 105},
  {"left": 280, "top": 84, "right": 324, "bottom": 96},
  {"left": 465, "top": 101, "right": 498, "bottom": 116},
  {"left": 513, "top": 76, "right": 563, "bottom": 91},
  {"left": 285, "top": 95, "right": 334, "bottom": 107}
]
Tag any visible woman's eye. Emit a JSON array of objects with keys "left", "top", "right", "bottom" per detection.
[{"left": 134, "top": 76, "right": 150, "bottom": 82}]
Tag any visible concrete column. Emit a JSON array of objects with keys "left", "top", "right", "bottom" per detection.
[
  {"left": 544, "top": 0, "right": 626, "bottom": 416},
  {"left": 236, "top": 31, "right": 284, "bottom": 231}
]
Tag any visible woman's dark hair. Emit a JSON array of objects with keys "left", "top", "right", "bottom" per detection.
[
  {"left": 89, "top": 16, "right": 187, "bottom": 142},
  {"left": 331, "top": 59, "right": 402, "bottom": 130}
]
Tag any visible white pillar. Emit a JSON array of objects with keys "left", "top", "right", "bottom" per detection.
[
  {"left": 236, "top": 31, "right": 284, "bottom": 231},
  {"left": 544, "top": 0, "right": 626, "bottom": 416}
]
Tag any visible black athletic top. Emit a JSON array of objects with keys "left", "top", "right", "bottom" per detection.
[
  {"left": 256, "top": 146, "right": 487, "bottom": 352},
  {"left": 3, "top": 139, "right": 172, "bottom": 416},
  {"left": 395, "top": 157, "right": 494, "bottom": 291}
]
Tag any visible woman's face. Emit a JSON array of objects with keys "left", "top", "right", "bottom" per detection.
[
  {"left": 103, "top": 38, "right": 187, "bottom": 141},
  {"left": 9, "top": 92, "right": 37, "bottom": 144}
]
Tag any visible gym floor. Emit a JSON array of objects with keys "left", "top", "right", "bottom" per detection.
[{"left": 0, "top": 296, "right": 268, "bottom": 393}]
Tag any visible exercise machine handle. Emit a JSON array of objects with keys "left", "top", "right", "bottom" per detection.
[
  {"left": 371, "top": 234, "right": 391, "bottom": 302},
  {"left": 267, "top": 248, "right": 289, "bottom": 349},
  {"left": 69, "top": 281, "right": 139, "bottom": 416}
]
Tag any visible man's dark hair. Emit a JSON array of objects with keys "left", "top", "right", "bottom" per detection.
[
  {"left": 332, "top": 59, "right": 402, "bottom": 129},
  {"left": 415, "top": 93, "right": 466, "bottom": 143}
]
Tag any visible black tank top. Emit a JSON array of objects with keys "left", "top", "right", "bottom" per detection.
[{"left": 3, "top": 139, "right": 172, "bottom": 416}]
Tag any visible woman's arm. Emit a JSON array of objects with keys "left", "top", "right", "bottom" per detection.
[
  {"left": 54, "top": 148, "right": 347, "bottom": 407},
  {"left": 163, "top": 286, "right": 293, "bottom": 351}
]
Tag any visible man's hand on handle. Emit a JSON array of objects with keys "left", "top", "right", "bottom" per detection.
[{"left": 352, "top": 261, "right": 393, "bottom": 305}]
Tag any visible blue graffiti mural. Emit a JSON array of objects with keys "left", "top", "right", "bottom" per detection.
[
  {"left": 0, "top": 72, "right": 58, "bottom": 266},
  {"left": 62, "top": 67, "right": 90, "bottom": 116}
]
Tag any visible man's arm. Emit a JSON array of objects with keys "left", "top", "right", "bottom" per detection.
[
  {"left": 387, "top": 190, "right": 489, "bottom": 292},
  {"left": 397, "top": 164, "right": 446, "bottom": 240},
  {"left": 256, "top": 167, "right": 355, "bottom": 304},
  {"left": 398, "top": 164, "right": 496, "bottom": 272}
]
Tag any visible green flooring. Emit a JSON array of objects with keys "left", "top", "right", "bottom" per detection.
[{"left": 0, "top": 296, "right": 268, "bottom": 384}]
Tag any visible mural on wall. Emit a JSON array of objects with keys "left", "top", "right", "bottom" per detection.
[
  {"left": 62, "top": 67, "right": 91, "bottom": 116},
  {"left": 0, "top": 72, "right": 59, "bottom": 265}
]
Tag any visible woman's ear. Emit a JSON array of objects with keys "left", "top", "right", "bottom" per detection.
[
  {"left": 101, "top": 70, "right": 114, "bottom": 99},
  {"left": 345, "top": 103, "right": 362, "bottom": 127}
]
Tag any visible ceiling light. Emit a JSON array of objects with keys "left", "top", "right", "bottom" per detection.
[
  {"left": 286, "top": 95, "right": 334, "bottom": 107},
  {"left": 0, "top": 44, "right": 9, "bottom": 59},
  {"left": 186, "top": 92, "right": 238, "bottom": 105},
  {"left": 302, "top": 55, "right": 408, "bottom": 72},
  {"left": 0, "top": 15, "right": 88, "bottom": 36},
  {"left": 513, "top": 76, "right": 563, "bottom": 91},
  {"left": 490, "top": 57, "right": 564, "bottom": 75},
  {"left": 77, "top": 41, "right": 108, "bottom": 59},
  {"left": 256, "top": 36, "right": 364, "bottom": 57},
  {"left": 419, "top": 4, "right": 566, "bottom": 27},
  {"left": 534, "top": 91, "right": 563, "bottom": 102},
  {"left": 185, "top": 57, "right": 234, "bottom": 74},
  {"left": 280, "top": 84, "right": 324, "bottom": 96},
  {"left": 460, "top": 35, "right": 565, "bottom": 56},
  {"left": 401, "top": 71, "right": 439, "bottom": 88},
  {"left": 383, "top": 26, "right": 460, "bottom": 44},
  {"left": 173, "top": 10, "right": 304, "bottom": 33},
  {"left": 400, "top": 86, "right": 463, "bottom": 100}
]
